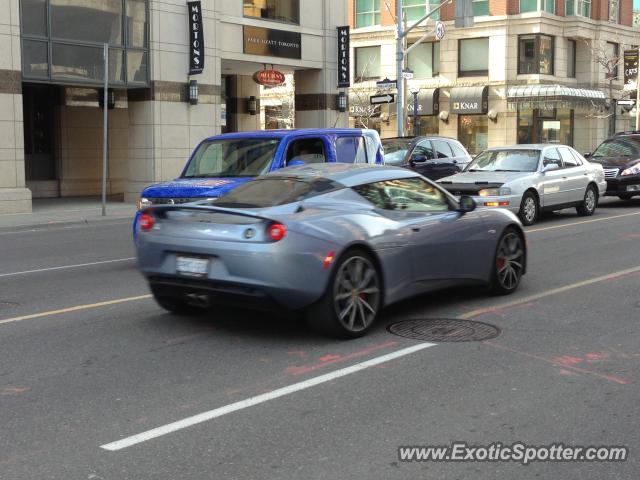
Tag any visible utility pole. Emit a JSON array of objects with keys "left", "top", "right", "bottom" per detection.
[
  {"left": 636, "top": 46, "right": 640, "bottom": 131},
  {"left": 102, "top": 44, "right": 109, "bottom": 217}
]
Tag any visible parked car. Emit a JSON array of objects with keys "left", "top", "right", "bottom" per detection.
[
  {"left": 437, "top": 144, "right": 607, "bottom": 226},
  {"left": 381, "top": 136, "right": 472, "bottom": 180},
  {"left": 584, "top": 131, "right": 640, "bottom": 200},
  {"left": 136, "top": 164, "right": 527, "bottom": 338},
  {"left": 133, "top": 128, "right": 384, "bottom": 236}
]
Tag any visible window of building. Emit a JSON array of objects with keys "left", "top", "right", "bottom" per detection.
[
  {"left": 608, "top": 0, "right": 619, "bottom": 22},
  {"left": 605, "top": 42, "right": 619, "bottom": 79},
  {"left": 459, "top": 38, "right": 489, "bottom": 77},
  {"left": 567, "top": 40, "right": 576, "bottom": 78},
  {"left": 355, "top": 0, "right": 381, "bottom": 28},
  {"left": 520, "top": 0, "right": 555, "bottom": 12},
  {"left": 407, "top": 42, "right": 439, "bottom": 78},
  {"left": 566, "top": 0, "right": 591, "bottom": 17},
  {"left": 20, "top": 0, "right": 47, "bottom": 36},
  {"left": 403, "top": 0, "right": 441, "bottom": 21},
  {"left": 473, "top": 0, "right": 490, "bottom": 15},
  {"left": 458, "top": 115, "right": 488, "bottom": 155},
  {"left": 517, "top": 107, "right": 573, "bottom": 145},
  {"left": 355, "top": 46, "right": 381, "bottom": 81},
  {"left": 518, "top": 35, "right": 554, "bottom": 75},
  {"left": 406, "top": 116, "right": 439, "bottom": 136},
  {"left": 243, "top": 0, "right": 299, "bottom": 24}
]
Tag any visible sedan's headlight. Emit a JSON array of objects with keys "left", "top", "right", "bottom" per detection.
[
  {"left": 137, "top": 197, "right": 153, "bottom": 210},
  {"left": 621, "top": 163, "right": 640, "bottom": 176},
  {"left": 478, "top": 187, "right": 512, "bottom": 196}
]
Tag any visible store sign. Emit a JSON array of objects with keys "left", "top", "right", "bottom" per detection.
[
  {"left": 624, "top": 49, "right": 639, "bottom": 91},
  {"left": 337, "top": 26, "right": 350, "bottom": 88},
  {"left": 244, "top": 26, "right": 301, "bottom": 59},
  {"left": 450, "top": 87, "right": 488, "bottom": 114},
  {"left": 407, "top": 89, "right": 439, "bottom": 116},
  {"left": 253, "top": 69, "right": 286, "bottom": 87},
  {"left": 187, "top": 1, "right": 205, "bottom": 75}
]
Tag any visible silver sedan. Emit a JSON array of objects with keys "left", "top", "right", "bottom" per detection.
[
  {"left": 136, "top": 164, "right": 527, "bottom": 338},
  {"left": 437, "top": 145, "right": 607, "bottom": 226}
]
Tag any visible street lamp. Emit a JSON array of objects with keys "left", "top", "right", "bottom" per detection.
[
  {"left": 409, "top": 87, "right": 420, "bottom": 137},
  {"left": 188, "top": 79, "right": 198, "bottom": 105},
  {"left": 338, "top": 91, "right": 347, "bottom": 113}
]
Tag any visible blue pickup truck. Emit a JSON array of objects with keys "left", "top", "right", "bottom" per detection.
[{"left": 136, "top": 128, "right": 384, "bottom": 213}]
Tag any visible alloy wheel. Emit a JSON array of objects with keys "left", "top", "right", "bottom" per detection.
[
  {"left": 585, "top": 188, "right": 596, "bottom": 213},
  {"left": 523, "top": 197, "right": 537, "bottom": 224},
  {"left": 333, "top": 256, "right": 380, "bottom": 333},
  {"left": 495, "top": 233, "right": 525, "bottom": 291}
]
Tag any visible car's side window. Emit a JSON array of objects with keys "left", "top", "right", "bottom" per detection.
[
  {"left": 411, "top": 140, "right": 434, "bottom": 161},
  {"left": 542, "top": 148, "right": 562, "bottom": 168},
  {"left": 569, "top": 149, "right": 584, "bottom": 166},
  {"left": 558, "top": 147, "right": 579, "bottom": 168},
  {"left": 354, "top": 136, "right": 368, "bottom": 163},
  {"left": 432, "top": 140, "right": 453, "bottom": 159},
  {"left": 352, "top": 177, "right": 451, "bottom": 212},
  {"left": 335, "top": 137, "right": 357, "bottom": 163},
  {"left": 364, "top": 135, "right": 378, "bottom": 164},
  {"left": 286, "top": 138, "right": 327, "bottom": 165},
  {"left": 449, "top": 141, "right": 468, "bottom": 158}
]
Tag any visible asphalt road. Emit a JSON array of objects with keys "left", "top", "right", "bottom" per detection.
[{"left": 1, "top": 198, "right": 639, "bottom": 479}]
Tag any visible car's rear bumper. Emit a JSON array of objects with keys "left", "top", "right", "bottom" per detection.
[{"left": 604, "top": 176, "right": 640, "bottom": 196}]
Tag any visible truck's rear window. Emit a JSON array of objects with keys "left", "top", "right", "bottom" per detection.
[{"left": 182, "top": 138, "right": 281, "bottom": 178}]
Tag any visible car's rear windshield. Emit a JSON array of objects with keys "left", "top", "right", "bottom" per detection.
[
  {"left": 592, "top": 138, "right": 640, "bottom": 158},
  {"left": 466, "top": 149, "right": 540, "bottom": 172},
  {"left": 212, "top": 177, "right": 342, "bottom": 208},
  {"left": 182, "top": 138, "right": 281, "bottom": 178}
]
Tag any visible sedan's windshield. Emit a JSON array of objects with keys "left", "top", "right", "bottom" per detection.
[
  {"left": 213, "top": 177, "right": 342, "bottom": 208},
  {"left": 382, "top": 139, "right": 413, "bottom": 165},
  {"left": 466, "top": 149, "right": 540, "bottom": 172},
  {"left": 182, "top": 138, "right": 281, "bottom": 178},
  {"left": 592, "top": 138, "right": 640, "bottom": 158}
]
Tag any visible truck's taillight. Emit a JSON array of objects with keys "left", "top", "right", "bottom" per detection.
[
  {"left": 267, "top": 223, "right": 286, "bottom": 241},
  {"left": 139, "top": 213, "right": 155, "bottom": 231}
]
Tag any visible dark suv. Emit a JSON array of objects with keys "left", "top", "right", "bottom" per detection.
[
  {"left": 585, "top": 131, "right": 640, "bottom": 199},
  {"left": 381, "top": 136, "right": 473, "bottom": 180}
]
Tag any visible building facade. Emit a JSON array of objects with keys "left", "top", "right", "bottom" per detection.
[
  {"left": 0, "top": 0, "right": 347, "bottom": 214},
  {"left": 348, "top": 0, "right": 637, "bottom": 155}
]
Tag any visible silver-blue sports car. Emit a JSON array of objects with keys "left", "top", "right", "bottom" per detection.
[{"left": 136, "top": 164, "right": 527, "bottom": 338}]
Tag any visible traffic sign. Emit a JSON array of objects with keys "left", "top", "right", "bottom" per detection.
[
  {"left": 617, "top": 99, "right": 635, "bottom": 106},
  {"left": 376, "top": 78, "right": 397, "bottom": 89},
  {"left": 402, "top": 71, "right": 414, "bottom": 80},
  {"left": 370, "top": 94, "right": 395, "bottom": 105},
  {"left": 435, "top": 21, "right": 446, "bottom": 40}
]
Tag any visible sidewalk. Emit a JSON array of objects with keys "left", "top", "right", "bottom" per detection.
[{"left": 0, "top": 197, "right": 136, "bottom": 229}]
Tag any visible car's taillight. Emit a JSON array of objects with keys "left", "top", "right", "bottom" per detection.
[
  {"left": 139, "top": 213, "right": 155, "bottom": 231},
  {"left": 267, "top": 223, "right": 286, "bottom": 241}
]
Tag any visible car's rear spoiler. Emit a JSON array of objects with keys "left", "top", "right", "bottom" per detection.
[{"left": 142, "top": 204, "right": 275, "bottom": 222}]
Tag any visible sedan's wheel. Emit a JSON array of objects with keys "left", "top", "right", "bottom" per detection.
[
  {"left": 491, "top": 229, "right": 525, "bottom": 295},
  {"left": 307, "top": 250, "right": 381, "bottom": 339},
  {"left": 576, "top": 185, "right": 598, "bottom": 216},
  {"left": 518, "top": 192, "right": 538, "bottom": 226}
]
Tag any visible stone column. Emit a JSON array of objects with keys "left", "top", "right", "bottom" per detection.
[{"left": 0, "top": 0, "right": 31, "bottom": 213}]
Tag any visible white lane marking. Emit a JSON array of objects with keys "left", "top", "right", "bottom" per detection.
[
  {"left": 0, "top": 258, "right": 135, "bottom": 278},
  {"left": 100, "top": 342, "right": 436, "bottom": 451},
  {"left": 527, "top": 211, "right": 640, "bottom": 233},
  {"left": 0, "top": 220, "right": 131, "bottom": 236}
]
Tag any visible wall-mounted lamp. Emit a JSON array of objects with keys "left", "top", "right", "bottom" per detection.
[
  {"left": 188, "top": 79, "right": 198, "bottom": 105},
  {"left": 98, "top": 88, "right": 116, "bottom": 110},
  {"left": 438, "top": 110, "right": 449, "bottom": 124},
  {"left": 248, "top": 95, "right": 257, "bottom": 115},
  {"left": 337, "top": 91, "right": 347, "bottom": 113},
  {"left": 487, "top": 109, "right": 498, "bottom": 123}
]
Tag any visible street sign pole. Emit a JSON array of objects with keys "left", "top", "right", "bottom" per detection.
[
  {"left": 396, "top": 0, "right": 404, "bottom": 137},
  {"left": 412, "top": 91, "right": 419, "bottom": 136},
  {"left": 102, "top": 43, "right": 109, "bottom": 217},
  {"left": 636, "top": 46, "right": 640, "bottom": 131}
]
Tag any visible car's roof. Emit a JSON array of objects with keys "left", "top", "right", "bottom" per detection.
[
  {"left": 202, "top": 128, "right": 377, "bottom": 142},
  {"left": 485, "top": 144, "right": 571, "bottom": 150},
  {"left": 382, "top": 135, "right": 461, "bottom": 142},
  {"left": 260, "top": 163, "right": 418, "bottom": 187}
]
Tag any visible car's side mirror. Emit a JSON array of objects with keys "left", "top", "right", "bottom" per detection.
[
  {"left": 542, "top": 162, "right": 559, "bottom": 173},
  {"left": 411, "top": 154, "right": 428, "bottom": 163},
  {"left": 584, "top": 152, "right": 592, "bottom": 158},
  {"left": 458, "top": 195, "right": 476, "bottom": 213}
]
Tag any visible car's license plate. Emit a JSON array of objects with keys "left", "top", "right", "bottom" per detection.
[{"left": 176, "top": 256, "right": 210, "bottom": 276}]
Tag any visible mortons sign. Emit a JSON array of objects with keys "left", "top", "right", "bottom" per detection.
[
  {"left": 337, "top": 26, "right": 350, "bottom": 88},
  {"left": 187, "top": 1, "right": 204, "bottom": 75}
]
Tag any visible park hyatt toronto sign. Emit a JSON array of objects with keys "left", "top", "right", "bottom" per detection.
[
  {"left": 187, "top": 1, "right": 204, "bottom": 74},
  {"left": 243, "top": 26, "right": 301, "bottom": 60}
]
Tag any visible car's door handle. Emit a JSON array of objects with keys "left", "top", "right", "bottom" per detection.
[
  {"left": 411, "top": 227, "right": 421, "bottom": 232},
  {"left": 562, "top": 176, "right": 568, "bottom": 180}
]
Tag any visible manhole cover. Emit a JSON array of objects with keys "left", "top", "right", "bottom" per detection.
[{"left": 387, "top": 318, "right": 500, "bottom": 342}]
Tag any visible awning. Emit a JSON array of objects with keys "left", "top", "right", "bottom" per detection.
[
  {"left": 450, "top": 86, "right": 488, "bottom": 114},
  {"left": 506, "top": 85, "right": 606, "bottom": 109},
  {"left": 406, "top": 88, "right": 439, "bottom": 116}
]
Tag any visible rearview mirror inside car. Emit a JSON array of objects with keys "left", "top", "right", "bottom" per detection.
[{"left": 458, "top": 195, "right": 476, "bottom": 213}]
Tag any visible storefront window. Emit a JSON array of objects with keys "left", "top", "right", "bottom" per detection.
[
  {"left": 243, "top": 0, "right": 299, "bottom": 24},
  {"left": 355, "top": 46, "right": 381, "bottom": 81},
  {"left": 355, "top": 0, "right": 381, "bottom": 28},
  {"left": 403, "top": 0, "right": 440, "bottom": 21},
  {"left": 458, "top": 115, "right": 488, "bottom": 155},
  {"left": 407, "top": 42, "right": 439, "bottom": 78},
  {"left": 517, "top": 107, "right": 574, "bottom": 145},
  {"left": 459, "top": 38, "right": 489, "bottom": 77},
  {"left": 518, "top": 34, "right": 554, "bottom": 75}
]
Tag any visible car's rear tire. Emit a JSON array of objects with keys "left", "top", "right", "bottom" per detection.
[
  {"left": 518, "top": 191, "right": 538, "bottom": 226},
  {"left": 490, "top": 228, "right": 525, "bottom": 295},
  {"left": 576, "top": 185, "right": 598, "bottom": 216},
  {"left": 306, "top": 249, "right": 381, "bottom": 339},
  {"left": 152, "top": 293, "right": 203, "bottom": 315}
]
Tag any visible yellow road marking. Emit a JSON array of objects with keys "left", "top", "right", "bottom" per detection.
[
  {"left": 460, "top": 265, "right": 640, "bottom": 320},
  {"left": 0, "top": 294, "right": 152, "bottom": 326},
  {"left": 527, "top": 211, "right": 640, "bottom": 233}
]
